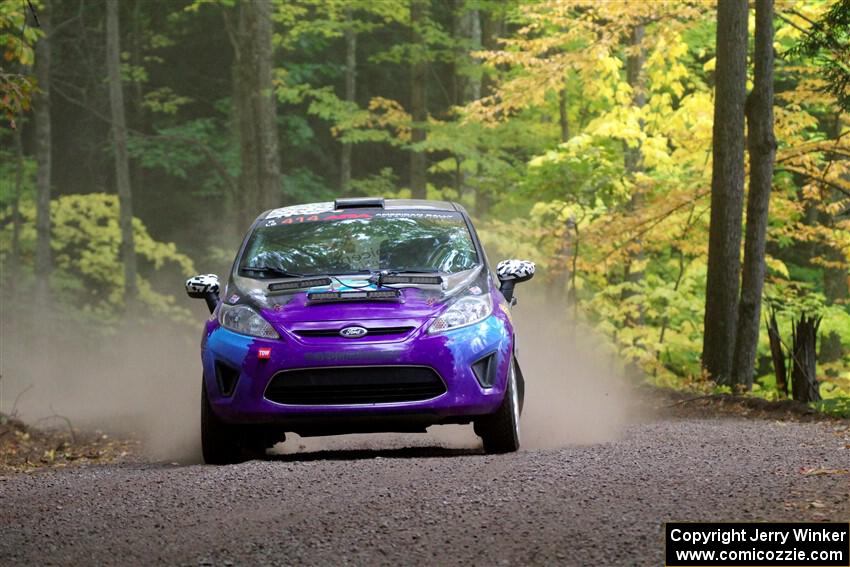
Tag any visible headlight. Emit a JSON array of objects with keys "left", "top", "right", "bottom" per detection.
[
  {"left": 218, "top": 304, "right": 279, "bottom": 338},
  {"left": 429, "top": 294, "right": 492, "bottom": 333}
]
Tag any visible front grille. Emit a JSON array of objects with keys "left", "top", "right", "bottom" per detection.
[
  {"left": 265, "top": 366, "right": 446, "bottom": 405},
  {"left": 293, "top": 326, "right": 414, "bottom": 338}
]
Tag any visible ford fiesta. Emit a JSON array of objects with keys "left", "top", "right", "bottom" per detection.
[{"left": 186, "top": 198, "right": 535, "bottom": 464}]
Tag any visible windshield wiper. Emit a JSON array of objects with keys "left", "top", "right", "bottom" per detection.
[{"left": 241, "top": 266, "right": 304, "bottom": 279}]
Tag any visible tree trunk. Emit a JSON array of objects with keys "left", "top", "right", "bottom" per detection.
[
  {"left": 235, "top": 0, "right": 282, "bottom": 227},
  {"left": 215, "top": 8, "right": 240, "bottom": 241},
  {"left": 790, "top": 314, "right": 822, "bottom": 403},
  {"left": 450, "top": 2, "right": 480, "bottom": 197},
  {"left": 732, "top": 0, "right": 776, "bottom": 390},
  {"left": 34, "top": 0, "right": 52, "bottom": 302},
  {"left": 129, "top": 0, "right": 146, "bottom": 189},
  {"left": 450, "top": 1, "right": 462, "bottom": 110},
  {"left": 473, "top": 6, "right": 504, "bottom": 216},
  {"left": 624, "top": 24, "right": 645, "bottom": 174},
  {"left": 547, "top": 214, "right": 575, "bottom": 305},
  {"left": 766, "top": 308, "right": 787, "bottom": 397},
  {"left": 9, "top": 121, "right": 24, "bottom": 294},
  {"left": 568, "top": 218, "right": 580, "bottom": 321},
  {"left": 127, "top": 0, "right": 146, "bottom": 134},
  {"left": 820, "top": 111, "right": 848, "bottom": 365},
  {"left": 463, "top": 9, "right": 481, "bottom": 102},
  {"left": 480, "top": 8, "right": 504, "bottom": 97},
  {"left": 702, "top": 0, "right": 748, "bottom": 386},
  {"left": 558, "top": 87, "right": 570, "bottom": 143},
  {"left": 107, "top": 0, "right": 138, "bottom": 304},
  {"left": 409, "top": 0, "right": 428, "bottom": 199},
  {"left": 621, "top": 24, "right": 646, "bottom": 325},
  {"left": 822, "top": 162, "right": 848, "bottom": 311},
  {"left": 340, "top": 11, "right": 356, "bottom": 192}
]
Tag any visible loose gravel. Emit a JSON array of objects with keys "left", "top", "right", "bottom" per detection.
[{"left": 1, "top": 418, "right": 848, "bottom": 566}]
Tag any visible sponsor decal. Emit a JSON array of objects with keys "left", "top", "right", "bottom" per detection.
[
  {"left": 323, "top": 213, "right": 371, "bottom": 221},
  {"left": 468, "top": 286, "right": 482, "bottom": 295},
  {"left": 257, "top": 347, "right": 272, "bottom": 360},
  {"left": 265, "top": 202, "right": 334, "bottom": 219},
  {"left": 228, "top": 294, "right": 240, "bottom": 304},
  {"left": 373, "top": 211, "right": 459, "bottom": 220},
  {"left": 277, "top": 215, "right": 322, "bottom": 224},
  {"left": 304, "top": 350, "right": 395, "bottom": 363},
  {"left": 264, "top": 211, "right": 372, "bottom": 225}
]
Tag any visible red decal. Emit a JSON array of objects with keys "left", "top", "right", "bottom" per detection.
[
  {"left": 258, "top": 347, "right": 272, "bottom": 360},
  {"left": 323, "top": 213, "right": 371, "bottom": 221}
]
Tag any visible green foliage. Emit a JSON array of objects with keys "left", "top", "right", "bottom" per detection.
[
  {"left": 0, "top": 194, "right": 196, "bottom": 327},
  {"left": 812, "top": 396, "right": 850, "bottom": 419},
  {"left": 0, "top": 147, "right": 34, "bottom": 204},
  {"left": 465, "top": 0, "right": 849, "bottom": 407},
  {"left": 0, "top": 0, "right": 41, "bottom": 126},
  {"left": 141, "top": 87, "right": 192, "bottom": 115},
  {"left": 788, "top": 0, "right": 850, "bottom": 111},
  {"left": 8, "top": 0, "right": 847, "bottom": 412},
  {"left": 282, "top": 167, "right": 336, "bottom": 203},
  {"left": 126, "top": 117, "right": 237, "bottom": 195}
]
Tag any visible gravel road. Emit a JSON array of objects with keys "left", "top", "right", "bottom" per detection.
[{"left": 2, "top": 417, "right": 848, "bottom": 566}]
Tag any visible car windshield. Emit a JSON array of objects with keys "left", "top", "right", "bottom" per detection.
[{"left": 238, "top": 210, "right": 479, "bottom": 278}]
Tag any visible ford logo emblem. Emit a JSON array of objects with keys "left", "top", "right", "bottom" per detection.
[{"left": 339, "top": 326, "right": 368, "bottom": 338}]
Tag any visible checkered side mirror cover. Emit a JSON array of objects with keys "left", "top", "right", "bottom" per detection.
[
  {"left": 186, "top": 274, "right": 220, "bottom": 297},
  {"left": 496, "top": 260, "right": 535, "bottom": 281}
]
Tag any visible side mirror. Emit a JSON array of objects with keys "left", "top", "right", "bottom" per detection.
[
  {"left": 496, "top": 260, "right": 535, "bottom": 303},
  {"left": 186, "top": 274, "right": 220, "bottom": 313}
]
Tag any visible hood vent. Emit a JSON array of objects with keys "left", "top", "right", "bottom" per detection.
[
  {"left": 268, "top": 277, "right": 332, "bottom": 293},
  {"left": 307, "top": 289, "right": 401, "bottom": 303}
]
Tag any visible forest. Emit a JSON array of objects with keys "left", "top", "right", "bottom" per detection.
[{"left": 1, "top": 0, "right": 849, "bottom": 415}]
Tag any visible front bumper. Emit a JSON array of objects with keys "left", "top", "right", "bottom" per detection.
[{"left": 201, "top": 312, "right": 513, "bottom": 430}]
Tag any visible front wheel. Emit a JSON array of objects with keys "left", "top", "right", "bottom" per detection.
[
  {"left": 474, "top": 358, "right": 521, "bottom": 454},
  {"left": 201, "top": 384, "right": 258, "bottom": 465}
]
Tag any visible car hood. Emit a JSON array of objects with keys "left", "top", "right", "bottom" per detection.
[{"left": 224, "top": 266, "right": 490, "bottom": 326}]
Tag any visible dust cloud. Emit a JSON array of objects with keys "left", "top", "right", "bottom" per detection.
[
  {"left": 0, "top": 285, "right": 637, "bottom": 462},
  {"left": 512, "top": 294, "right": 636, "bottom": 448},
  {"left": 0, "top": 303, "right": 205, "bottom": 463}
]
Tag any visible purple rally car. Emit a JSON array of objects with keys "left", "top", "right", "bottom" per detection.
[{"left": 185, "top": 198, "right": 535, "bottom": 464}]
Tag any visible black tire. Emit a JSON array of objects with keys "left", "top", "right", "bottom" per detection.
[
  {"left": 201, "top": 383, "right": 246, "bottom": 465},
  {"left": 474, "top": 357, "right": 521, "bottom": 454}
]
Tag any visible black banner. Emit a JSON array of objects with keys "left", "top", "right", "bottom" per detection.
[{"left": 665, "top": 523, "right": 850, "bottom": 566}]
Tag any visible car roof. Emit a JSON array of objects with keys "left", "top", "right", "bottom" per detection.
[
  {"left": 382, "top": 199, "right": 457, "bottom": 211},
  {"left": 259, "top": 199, "right": 462, "bottom": 221}
]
